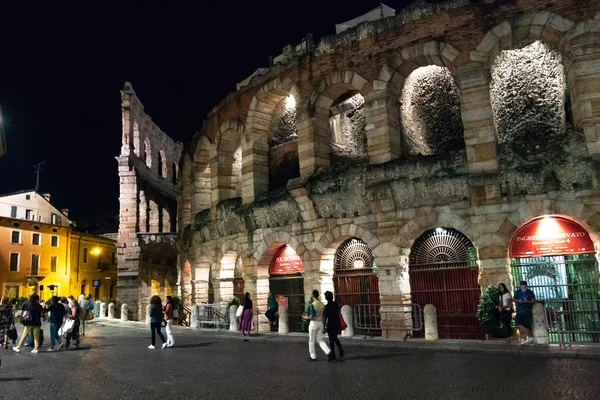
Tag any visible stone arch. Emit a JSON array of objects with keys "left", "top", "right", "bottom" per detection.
[
  {"left": 143, "top": 137, "right": 152, "bottom": 168},
  {"left": 376, "top": 41, "right": 462, "bottom": 159},
  {"left": 213, "top": 119, "right": 244, "bottom": 203},
  {"left": 158, "top": 150, "right": 167, "bottom": 178},
  {"left": 191, "top": 135, "right": 213, "bottom": 216},
  {"left": 178, "top": 152, "right": 193, "bottom": 229},
  {"left": 243, "top": 78, "right": 302, "bottom": 203},
  {"left": 133, "top": 122, "right": 141, "bottom": 157},
  {"left": 255, "top": 231, "right": 308, "bottom": 274},
  {"left": 217, "top": 239, "right": 246, "bottom": 279},
  {"left": 308, "top": 71, "right": 371, "bottom": 166}
]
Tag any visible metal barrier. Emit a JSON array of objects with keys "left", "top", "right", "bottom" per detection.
[
  {"left": 196, "top": 304, "right": 228, "bottom": 330},
  {"left": 354, "top": 304, "right": 423, "bottom": 340},
  {"left": 544, "top": 299, "right": 600, "bottom": 345}
]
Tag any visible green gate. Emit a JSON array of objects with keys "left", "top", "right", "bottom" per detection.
[{"left": 511, "top": 253, "right": 600, "bottom": 343}]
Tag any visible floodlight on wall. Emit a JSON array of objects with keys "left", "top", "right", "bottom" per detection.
[{"left": 285, "top": 95, "right": 296, "bottom": 109}]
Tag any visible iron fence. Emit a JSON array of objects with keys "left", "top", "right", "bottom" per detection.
[
  {"left": 353, "top": 303, "right": 422, "bottom": 340},
  {"left": 196, "top": 304, "right": 228, "bottom": 330},
  {"left": 544, "top": 299, "right": 600, "bottom": 345}
]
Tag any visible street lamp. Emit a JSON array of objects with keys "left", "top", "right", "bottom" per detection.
[{"left": 92, "top": 247, "right": 102, "bottom": 271}]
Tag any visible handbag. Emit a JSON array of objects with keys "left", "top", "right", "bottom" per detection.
[
  {"left": 160, "top": 319, "right": 167, "bottom": 328},
  {"left": 236, "top": 306, "right": 243, "bottom": 318},
  {"left": 340, "top": 314, "right": 348, "bottom": 331},
  {"left": 21, "top": 309, "right": 32, "bottom": 325},
  {"left": 7, "top": 325, "right": 17, "bottom": 341},
  {"left": 59, "top": 319, "right": 75, "bottom": 336},
  {"left": 85, "top": 310, "right": 94, "bottom": 321}
]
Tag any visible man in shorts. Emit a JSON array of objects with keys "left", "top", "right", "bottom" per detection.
[{"left": 514, "top": 280, "right": 536, "bottom": 344}]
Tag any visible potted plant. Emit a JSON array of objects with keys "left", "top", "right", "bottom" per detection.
[{"left": 477, "top": 285, "right": 507, "bottom": 339}]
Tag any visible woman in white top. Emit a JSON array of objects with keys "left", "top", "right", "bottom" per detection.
[{"left": 497, "top": 283, "right": 513, "bottom": 342}]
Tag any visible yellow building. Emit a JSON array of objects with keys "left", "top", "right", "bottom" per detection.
[{"left": 0, "top": 217, "right": 117, "bottom": 301}]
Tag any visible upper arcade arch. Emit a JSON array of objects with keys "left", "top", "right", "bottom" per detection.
[
  {"left": 191, "top": 135, "right": 213, "bottom": 216},
  {"left": 213, "top": 119, "right": 244, "bottom": 204}
]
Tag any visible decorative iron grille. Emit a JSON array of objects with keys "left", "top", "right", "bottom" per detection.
[
  {"left": 409, "top": 227, "right": 475, "bottom": 270},
  {"left": 334, "top": 238, "right": 374, "bottom": 272}
]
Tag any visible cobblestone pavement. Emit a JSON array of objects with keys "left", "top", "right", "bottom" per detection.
[{"left": 1, "top": 324, "right": 599, "bottom": 400}]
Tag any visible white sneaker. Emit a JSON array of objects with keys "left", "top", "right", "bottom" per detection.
[
  {"left": 31, "top": 349, "right": 38, "bottom": 354},
  {"left": 519, "top": 338, "right": 525, "bottom": 345},
  {"left": 162, "top": 343, "right": 168, "bottom": 349},
  {"left": 524, "top": 337, "right": 534, "bottom": 344},
  {"left": 12, "top": 347, "right": 20, "bottom": 353},
  {"left": 148, "top": 345, "right": 155, "bottom": 349},
  {"left": 167, "top": 343, "right": 174, "bottom": 347}
]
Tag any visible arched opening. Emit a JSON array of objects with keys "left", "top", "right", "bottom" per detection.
[
  {"left": 233, "top": 256, "right": 245, "bottom": 302},
  {"left": 144, "top": 138, "right": 152, "bottom": 168},
  {"left": 172, "top": 162, "right": 178, "bottom": 185},
  {"left": 269, "top": 95, "right": 299, "bottom": 190},
  {"left": 158, "top": 150, "right": 167, "bottom": 178},
  {"left": 182, "top": 259, "right": 193, "bottom": 306},
  {"left": 329, "top": 92, "right": 367, "bottom": 164},
  {"left": 191, "top": 137, "right": 212, "bottom": 214},
  {"left": 151, "top": 279, "right": 161, "bottom": 297},
  {"left": 490, "top": 41, "right": 566, "bottom": 149},
  {"left": 400, "top": 65, "right": 463, "bottom": 155},
  {"left": 409, "top": 227, "right": 483, "bottom": 340},
  {"left": 133, "top": 122, "right": 141, "bottom": 156},
  {"left": 218, "top": 129, "right": 243, "bottom": 199},
  {"left": 510, "top": 216, "right": 600, "bottom": 343},
  {"left": 269, "top": 245, "right": 304, "bottom": 332}
]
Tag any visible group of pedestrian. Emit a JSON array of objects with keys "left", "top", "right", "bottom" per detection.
[
  {"left": 303, "top": 289, "right": 345, "bottom": 362},
  {"left": 147, "top": 295, "right": 175, "bottom": 349},
  {"left": 497, "top": 280, "right": 536, "bottom": 344},
  {"left": 3, "top": 294, "right": 85, "bottom": 354}
]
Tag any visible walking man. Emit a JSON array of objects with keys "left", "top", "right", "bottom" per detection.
[
  {"left": 323, "top": 291, "right": 344, "bottom": 361},
  {"left": 302, "top": 290, "right": 330, "bottom": 361},
  {"left": 514, "top": 280, "right": 536, "bottom": 344},
  {"left": 45, "top": 296, "right": 66, "bottom": 351}
]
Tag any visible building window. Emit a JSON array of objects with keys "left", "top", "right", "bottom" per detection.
[
  {"left": 51, "top": 235, "right": 59, "bottom": 247},
  {"left": 51, "top": 213, "right": 58, "bottom": 225},
  {"left": 32, "top": 233, "right": 41, "bottom": 246},
  {"left": 83, "top": 248, "right": 88, "bottom": 263},
  {"left": 31, "top": 254, "right": 40, "bottom": 275},
  {"left": 25, "top": 209, "right": 34, "bottom": 220},
  {"left": 26, "top": 194, "right": 31, "bottom": 200},
  {"left": 9, "top": 253, "right": 19, "bottom": 272},
  {"left": 11, "top": 231, "right": 21, "bottom": 244},
  {"left": 10, "top": 206, "right": 17, "bottom": 218},
  {"left": 50, "top": 256, "right": 58, "bottom": 273}
]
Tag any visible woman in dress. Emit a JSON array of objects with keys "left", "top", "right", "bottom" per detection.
[
  {"left": 66, "top": 299, "right": 82, "bottom": 349},
  {"left": 240, "top": 292, "right": 253, "bottom": 337},
  {"left": 497, "top": 283, "right": 513, "bottom": 342},
  {"left": 0, "top": 297, "right": 14, "bottom": 349},
  {"left": 148, "top": 295, "right": 167, "bottom": 349}
]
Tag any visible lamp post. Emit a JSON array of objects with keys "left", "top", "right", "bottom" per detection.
[{"left": 91, "top": 247, "right": 102, "bottom": 300}]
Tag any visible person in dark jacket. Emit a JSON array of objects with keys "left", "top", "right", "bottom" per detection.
[
  {"left": 148, "top": 296, "right": 167, "bottom": 349},
  {"left": 13, "top": 294, "right": 43, "bottom": 353},
  {"left": 323, "top": 291, "right": 344, "bottom": 362},
  {"left": 45, "top": 296, "right": 66, "bottom": 351}
]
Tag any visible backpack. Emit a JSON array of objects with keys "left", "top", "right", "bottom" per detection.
[{"left": 86, "top": 301, "right": 94, "bottom": 311}]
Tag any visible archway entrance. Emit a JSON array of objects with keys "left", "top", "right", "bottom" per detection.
[
  {"left": 333, "top": 238, "right": 380, "bottom": 307},
  {"left": 208, "top": 267, "right": 214, "bottom": 304},
  {"left": 409, "top": 227, "right": 483, "bottom": 339},
  {"left": 269, "top": 245, "right": 304, "bottom": 332},
  {"left": 510, "top": 216, "right": 600, "bottom": 343},
  {"left": 233, "top": 256, "right": 245, "bottom": 301}
]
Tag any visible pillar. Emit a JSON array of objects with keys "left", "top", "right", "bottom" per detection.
[
  {"left": 341, "top": 305, "right": 354, "bottom": 337},
  {"left": 108, "top": 303, "right": 115, "bottom": 319},
  {"left": 229, "top": 305, "right": 238, "bottom": 331},
  {"left": 100, "top": 302, "right": 106, "bottom": 318},
  {"left": 424, "top": 304, "right": 438, "bottom": 341},
  {"left": 121, "top": 303, "right": 129, "bottom": 322},
  {"left": 278, "top": 305, "right": 289, "bottom": 334},
  {"left": 532, "top": 303, "right": 549, "bottom": 345},
  {"left": 139, "top": 190, "right": 148, "bottom": 233},
  {"left": 149, "top": 200, "right": 160, "bottom": 232}
]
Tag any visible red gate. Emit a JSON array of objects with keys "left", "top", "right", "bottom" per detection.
[{"left": 409, "top": 228, "right": 484, "bottom": 340}]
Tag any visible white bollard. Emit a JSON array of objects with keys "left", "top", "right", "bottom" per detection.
[
  {"left": 121, "top": 303, "right": 129, "bottom": 322},
  {"left": 99, "top": 302, "right": 106, "bottom": 319},
  {"left": 94, "top": 301, "right": 101, "bottom": 317},
  {"left": 424, "top": 304, "right": 439, "bottom": 341},
  {"left": 229, "top": 305, "right": 238, "bottom": 331},
  {"left": 190, "top": 304, "right": 200, "bottom": 329},
  {"left": 532, "top": 303, "right": 549, "bottom": 345},
  {"left": 108, "top": 303, "right": 115, "bottom": 319},
  {"left": 278, "top": 306, "right": 289, "bottom": 334},
  {"left": 341, "top": 305, "right": 354, "bottom": 337},
  {"left": 145, "top": 304, "right": 151, "bottom": 324}
]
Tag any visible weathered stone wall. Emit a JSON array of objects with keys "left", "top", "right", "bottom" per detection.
[{"left": 171, "top": 1, "right": 600, "bottom": 330}]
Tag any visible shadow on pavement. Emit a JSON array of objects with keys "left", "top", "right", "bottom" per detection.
[
  {"left": 0, "top": 378, "right": 32, "bottom": 382},
  {"left": 171, "top": 342, "right": 217, "bottom": 349},
  {"left": 347, "top": 353, "right": 412, "bottom": 361}
]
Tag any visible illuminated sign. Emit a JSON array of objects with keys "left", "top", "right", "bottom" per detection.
[
  {"left": 509, "top": 216, "right": 594, "bottom": 258},
  {"left": 269, "top": 246, "right": 303, "bottom": 275}
]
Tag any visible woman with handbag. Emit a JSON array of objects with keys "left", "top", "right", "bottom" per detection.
[
  {"left": 148, "top": 296, "right": 167, "bottom": 349},
  {"left": 497, "top": 283, "right": 514, "bottom": 343},
  {"left": 323, "top": 291, "right": 344, "bottom": 362},
  {"left": 0, "top": 297, "right": 14, "bottom": 349},
  {"left": 13, "top": 294, "right": 43, "bottom": 353},
  {"left": 239, "top": 292, "right": 253, "bottom": 337},
  {"left": 65, "top": 300, "right": 82, "bottom": 349}
]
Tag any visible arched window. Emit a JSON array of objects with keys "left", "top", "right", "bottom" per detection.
[
  {"left": 172, "top": 162, "right": 178, "bottom": 185},
  {"left": 144, "top": 138, "right": 152, "bottom": 168},
  {"left": 329, "top": 92, "right": 367, "bottom": 164},
  {"left": 268, "top": 95, "right": 299, "bottom": 190},
  {"left": 158, "top": 150, "right": 167, "bottom": 178},
  {"left": 400, "top": 66, "right": 463, "bottom": 155}
]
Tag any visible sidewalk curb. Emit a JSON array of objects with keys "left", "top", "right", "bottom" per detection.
[{"left": 91, "top": 320, "right": 600, "bottom": 360}]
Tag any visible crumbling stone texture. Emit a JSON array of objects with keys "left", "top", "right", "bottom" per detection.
[
  {"left": 491, "top": 41, "right": 566, "bottom": 145},
  {"left": 269, "top": 97, "right": 298, "bottom": 146},
  {"left": 401, "top": 66, "right": 463, "bottom": 156},
  {"left": 269, "top": 140, "right": 300, "bottom": 191},
  {"left": 329, "top": 93, "right": 368, "bottom": 164}
]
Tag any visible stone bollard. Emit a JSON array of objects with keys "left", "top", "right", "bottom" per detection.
[
  {"left": 99, "top": 302, "right": 106, "bottom": 319},
  {"left": 94, "top": 301, "right": 101, "bottom": 317},
  {"left": 424, "top": 304, "right": 439, "bottom": 341},
  {"left": 190, "top": 304, "right": 200, "bottom": 329},
  {"left": 145, "top": 304, "right": 151, "bottom": 324},
  {"left": 532, "top": 303, "right": 549, "bottom": 345},
  {"left": 229, "top": 305, "right": 238, "bottom": 332},
  {"left": 278, "top": 306, "right": 289, "bottom": 334},
  {"left": 121, "top": 303, "right": 129, "bottom": 322},
  {"left": 108, "top": 303, "right": 115, "bottom": 319},
  {"left": 341, "top": 305, "right": 354, "bottom": 337}
]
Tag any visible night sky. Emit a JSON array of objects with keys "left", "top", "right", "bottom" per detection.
[{"left": 0, "top": 1, "right": 416, "bottom": 229}]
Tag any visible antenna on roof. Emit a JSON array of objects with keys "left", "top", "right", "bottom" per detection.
[{"left": 33, "top": 162, "right": 46, "bottom": 193}]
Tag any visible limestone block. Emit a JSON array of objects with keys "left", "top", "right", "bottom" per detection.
[
  {"left": 424, "top": 304, "right": 438, "bottom": 341},
  {"left": 532, "top": 303, "right": 550, "bottom": 345},
  {"left": 99, "top": 302, "right": 106, "bottom": 319},
  {"left": 108, "top": 303, "right": 115, "bottom": 319},
  {"left": 278, "top": 305, "right": 289, "bottom": 334},
  {"left": 229, "top": 305, "right": 238, "bottom": 332},
  {"left": 121, "top": 303, "right": 129, "bottom": 322},
  {"left": 190, "top": 304, "right": 200, "bottom": 329},
  {"left": 341, "top": 305, "right": 354, "bottom": 337}
]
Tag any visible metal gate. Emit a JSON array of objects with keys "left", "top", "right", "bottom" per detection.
[
  {"left": 409, "top": 228, "right": 484, "bottom": 340},
  {"left": 511, "top": 253, "right": 600, "bottom": 343},
  {"left": 333, "top": 238, "right": 381, "bottom": 334},
  {"left": 269, "top": 275, "right": 304, "bottom": 332},
  {"left": 233, "top": 257, "right": 244, "bottom": 301}
]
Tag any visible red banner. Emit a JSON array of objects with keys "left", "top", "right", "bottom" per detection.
[
  {"left": 509, "top": 216, "right": 594, "bottom": 258},
  {"left": 270, "top": 246, "right": 303, "bottom": 275}
]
